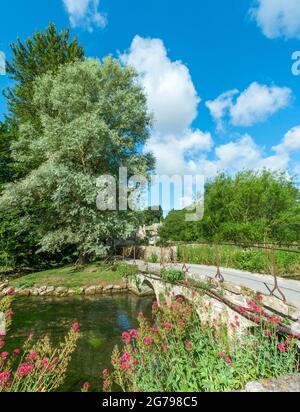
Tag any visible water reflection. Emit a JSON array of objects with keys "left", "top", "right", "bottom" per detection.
[{"left": 8, "top": 294, "right": 153, "bottom": 392}]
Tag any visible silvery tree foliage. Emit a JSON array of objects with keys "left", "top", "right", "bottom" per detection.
[{"left": 0, "top": 58, "right": 154, "bottom": 263}]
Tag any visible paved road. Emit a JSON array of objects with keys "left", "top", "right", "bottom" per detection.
[{"left": 128, "top": 260, "right": 300, "bottom": 309}]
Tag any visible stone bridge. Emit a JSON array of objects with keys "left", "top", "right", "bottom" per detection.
[{"left": 128, "top": 262, "right": 300, "bottom": 338}]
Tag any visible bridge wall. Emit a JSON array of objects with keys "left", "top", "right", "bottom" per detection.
[{"left": 129, "top": 272, "right": 300, "bottom": 338}]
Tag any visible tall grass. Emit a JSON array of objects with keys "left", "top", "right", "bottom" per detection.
[{"left": 177, "top": 244, "right": 300, "bottom": 279}]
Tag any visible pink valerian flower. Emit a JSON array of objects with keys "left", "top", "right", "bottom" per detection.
[
  {"left": 225, "top": 357, "right": 234, "bottom": 367},
  {"left": 53, "top": 357, "right": 59, "bottom": 364},
  {"left": 0, "top": 371, "right": 10, "bottom": 385},
  {"left": 122, "top": 332, "right": 131, "bottom": 344},
  {"left": 185, "top": 341, "right": 193, "bottom": 350},
  {"left": 178, "top": 319, "right": 185, "bottom": 328},
  {"left": 16, "top": 363, "right": 34, "bottom": 377},
  {"left": 164, "top": 322, "right": 173, "bottom": 330},
  {"left": 0, "top": 341, "right": 4, "bottom": 349},
  {"left": 13, "top": 349, "right": 21, "bottom": 356},
  {"left": 176, "top": 297, "right": 184, "bottom": 304},
  {"left": 252, "top": 316, "right": 260, "bottom": 324},
  {"left": 28, "top": 332, "right": 34, "bottom": 340},
  {"left": 5, "top": 310, "right": 14, "bottom": 318},
  {"left": 82, "top": 382, "right": 90, "bottom": 392},
  {"left": 277, "top": 344, "right": 286, "bottom": 353},
  {"left": 149, "top": 327, "right": 156, "bottom": 333},
  {"left": 265, "top": 330, "right": 272, "bottom": 337},
  {"left": 103, "top": 380, "right": 110, "bottom": 390},
  {"left": 162, "top": 344, "right": 168, "bottom": 351},
  {"left": 5, "top": 288, "right": 15, "bottom": 296},
  {"left": 129, "top": 329, "right": 138, "bottom": 339},
  {"left": 1, "top": 352, "right": 9, "bottom": 359},
  {"left": 218, "top": 352, "right": 225, "bottom": 358},
  {"left": 247, "top": 300, "right": 264, "bottom": 315},
  {"left": 72, "top": 322, "right": 80, "bottom": 333},
  {"left": 28, "top": 351, "right": 38, "bottom": 361},
  {"left": 102, "top": 368, "right": 109, "bottom": 377},
  {"left": 285, "top": 340, "right": 290, "bottom": 347},
  {"left": 269, "top": 315, "right": 280, "bottom": 325},
  {"left": 41, "top": 358, "right": 49, "bottom": 367},
  {"left": 143, "top": 336, "right": 153, "bottom": 346},
  {"left": 237, "top": 306, "right": 248, "bottom": 315},
  {"left": 120, "top": 352, "right": 137, "bottom": 370}
]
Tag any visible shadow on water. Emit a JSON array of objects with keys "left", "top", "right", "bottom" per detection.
[{"left": 8, "top": 294, "right": 154, "bottom": 392}]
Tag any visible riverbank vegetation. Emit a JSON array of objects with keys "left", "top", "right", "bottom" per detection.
[
  {"left": 0, "top": 293, "right": 79, "bottom": 392},
  {"left": 102, "top": 296, "right": 299, "bottom": 392},
  {"left": 7, "top": 262, "right": 137, "bottom": 290},
  {"left": 177, "top": 244, "right": 300, "bottom": 279}
]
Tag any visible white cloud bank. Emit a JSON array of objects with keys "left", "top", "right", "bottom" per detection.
[
  {"left": 121, "top": 36, "right": 213, "bottom": 176},
  {"left": 121, "top": 36, "right": 298, "bottom": 181},
  {"left": 63, "top": 0, "right": 107, "bottom": 32},
  {"left": 206, "top": 82, "right": 292, "bottom": 129},
  {"left": 251, "top": 0, "right": 300, "bottom": 40}
]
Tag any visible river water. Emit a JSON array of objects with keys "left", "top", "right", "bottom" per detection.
[{"left": 8, "top": 294, "right": 153, "bottom": 392}]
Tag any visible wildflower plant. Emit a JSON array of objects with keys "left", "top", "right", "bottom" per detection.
[
  {"left": 102, "top": 297, "right": 299, "bottom": 392},
  {"left": 0, "top": 294, "right": 79, "bottom": 392}
]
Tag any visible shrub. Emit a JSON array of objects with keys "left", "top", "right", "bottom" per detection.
[
  {"left": 0, "top": 293, "right": 79, "bottom": 392},
  {"left": 160, "top": 268, "right": 185, "bottom": 283},
  {"left": 148, "top": 253, "right": 158, "bottom": 264},
  {"left": 116, "top": 263, "right": 139, "bottom": 280},
  {"left": 101, "top": 298, "right": 299, "bottom": 392}
]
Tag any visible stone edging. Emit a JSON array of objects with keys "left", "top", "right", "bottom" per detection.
[{"left": 0, "top": 281, "right": 131, "bottom": 297}]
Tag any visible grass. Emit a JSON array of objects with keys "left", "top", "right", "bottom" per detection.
[
  {"left": 9, "top": 261, "right": 129, "bottom": 289},
  {"left": 177, "top": 244, "right": 300, "bottom": 279}
]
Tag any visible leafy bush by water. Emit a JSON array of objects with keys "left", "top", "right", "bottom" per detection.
[
  {"left": 101, "top": 297, "right": 299, "bottom": 392},
  {"left": 0, "top": 291, "right": 79, "bottom": 392}
]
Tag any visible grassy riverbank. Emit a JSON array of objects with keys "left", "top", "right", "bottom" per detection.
[{"left": 8, "top": 262, "right": 136, "bottom": 289}]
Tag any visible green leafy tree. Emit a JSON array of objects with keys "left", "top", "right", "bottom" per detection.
[
  {"left": 0, "top": 23, "right": 84, "bottom": 270},
  {"left": 0, "top": 58, "right": 154, "bottom": 264},
  {"left": 4, "top": 22, "right": 84, "bottom": 136},
  {"left": 159, "top": 170, "right": 300, "bottom": 244}
]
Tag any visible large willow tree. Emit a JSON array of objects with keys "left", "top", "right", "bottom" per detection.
[
  {"left": 1, "top": 58, "right": 154, "bottom": 264},
  {"left": 0, "top": 23, "right": 84, "bottom": 269}
]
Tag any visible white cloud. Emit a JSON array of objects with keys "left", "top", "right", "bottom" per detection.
[
  {"left": 121, "top": 36, "right": 298, "bottom": 183},
  {"left": 121, "top": 36, "right": 212, "bottom": 176},
  {"left": 206, "top": 82, "right": 292, "bottom": 128},
  {"left": 273, "top": 125, "right": 300, "bottom": 154},
  {"left": 63, "top": 0, "right": 107, "bottom": 32},
  {"left": 206, "top": 89, "right": 239, "bottom": 131},
  {"left": 251, "top": 0, "right": 300, "bottom": 40}
]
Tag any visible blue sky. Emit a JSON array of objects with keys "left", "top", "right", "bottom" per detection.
[{"left": 0, "top": 0, "right": 300, "bottom": 182}]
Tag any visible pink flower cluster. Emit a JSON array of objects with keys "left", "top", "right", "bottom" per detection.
[
  {"left": 0, "top": 371, "right": 10, "bottom": 385},
  {"left": 16, "top": 362, "right": 34, "bottom": 377},
  {"left": 120, "top": 352, "right": 137, "bottom": 370}
]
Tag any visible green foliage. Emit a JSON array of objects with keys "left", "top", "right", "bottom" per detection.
[
  {"left": 0, "top": 58, "right": 154, "bottom": 263},
  {"left": 141, "top": 206, "right": 164, "bottom": 226},
  {"left": 159, "top": 170, "right": 300, "bottom": 244},
  {"left": 116, "top": 263, "right": 139, "bottom": 280},
  {"left": 5, "top": 22, "right": 84, "bottom": 136},
  {"left": 104, "top": 299, "right": 299, "bottom": 392},
  {"left": 160, "top": 268, "right": 185, "bottom": 283},
  {"left": 176, "top": 244, "right": 300, "bottom": 278},
  {"left": 0, "top": 23, "right": 85, "bottom": 271},
  {"left": 147, "top": 253, "right": 159, "bottom": 263}
]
